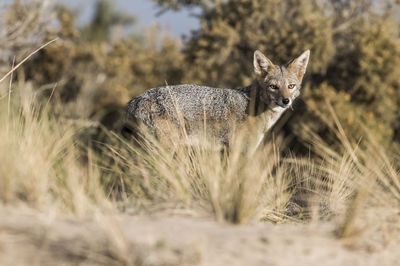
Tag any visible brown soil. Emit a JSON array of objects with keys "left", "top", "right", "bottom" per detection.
[{"left": 1, "top": 208, "right": 399, "bottom": 266}]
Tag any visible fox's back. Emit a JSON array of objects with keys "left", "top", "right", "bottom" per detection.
[
  {"left": 128, "top": 84, "right": 249, "bottom": 123},
  {"left": 126, "top": 84, "right": 250, "bottom": 143}
]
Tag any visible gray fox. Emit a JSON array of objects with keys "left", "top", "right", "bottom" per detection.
[{"left": 124, "top": 49, "right": 310, "bottom": 146}]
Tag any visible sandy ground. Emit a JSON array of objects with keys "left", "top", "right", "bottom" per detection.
[{"left": 0, "top": 208, "right": 399, "bottom": 266}]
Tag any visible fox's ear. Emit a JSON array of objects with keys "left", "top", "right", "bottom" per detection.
[
  {"left": 288, "top": 50, "right": 310, "bottom": 81},
  {"left": 254, "top": 50, "right": 275, "bottom": 76}
]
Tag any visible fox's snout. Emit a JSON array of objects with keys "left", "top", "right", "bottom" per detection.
[
  {"left": 280, "top": 87, "right": 291, "bottom": 106},
  {"left": 282, "top": 98, "right": 290, "bottom": 105}
]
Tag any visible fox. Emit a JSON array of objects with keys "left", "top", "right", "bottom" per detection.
[{"left": 124, "top": 49, "right": 310, "bottom": 147}]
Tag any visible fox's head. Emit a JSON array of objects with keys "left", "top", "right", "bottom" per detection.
[{"left": 253, "top": 49, "right": 310, "bottom": 109}]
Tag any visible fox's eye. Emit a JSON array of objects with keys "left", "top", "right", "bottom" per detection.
[
  {"left": 269, "top": 84, "right": 278, "bottom": 90},
  {"left": 288, "top": 84, "right": 295, "bottom": 89}
]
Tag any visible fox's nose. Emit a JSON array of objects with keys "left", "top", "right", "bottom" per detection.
[{"left": 282, "top": 98, "right": 290, "bottom": 105}]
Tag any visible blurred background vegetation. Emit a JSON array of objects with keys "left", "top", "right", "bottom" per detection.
[{"left": 1, "top": 0, "right": 400, "bottom": 151}]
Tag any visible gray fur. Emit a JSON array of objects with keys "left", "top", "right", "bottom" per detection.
[{"left": 125, "top": 50, "right": 310, "bottom": 145}]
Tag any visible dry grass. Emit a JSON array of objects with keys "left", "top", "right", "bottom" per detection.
[
  {"left": 0, "top": 74, "right": 399, "bottom": 266},
  {"left": 1, "top": 78, "right": 399, "bottom": 227},
  {"left": 105, "top": 125, "right": 294, "bottom": 224},
  {"left": 96, "top": 100, "right": 400, "bottom": 236},
  {"left": 0, "top": 81, "right": 108, "bottom": 216}
]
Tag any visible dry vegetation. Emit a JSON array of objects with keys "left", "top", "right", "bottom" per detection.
[
  {"left": 1, "top": 73, "right": 400, "bottom": 265},
  {"left": 0, "top": 0, "right": 400, "bottom": 265}
]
